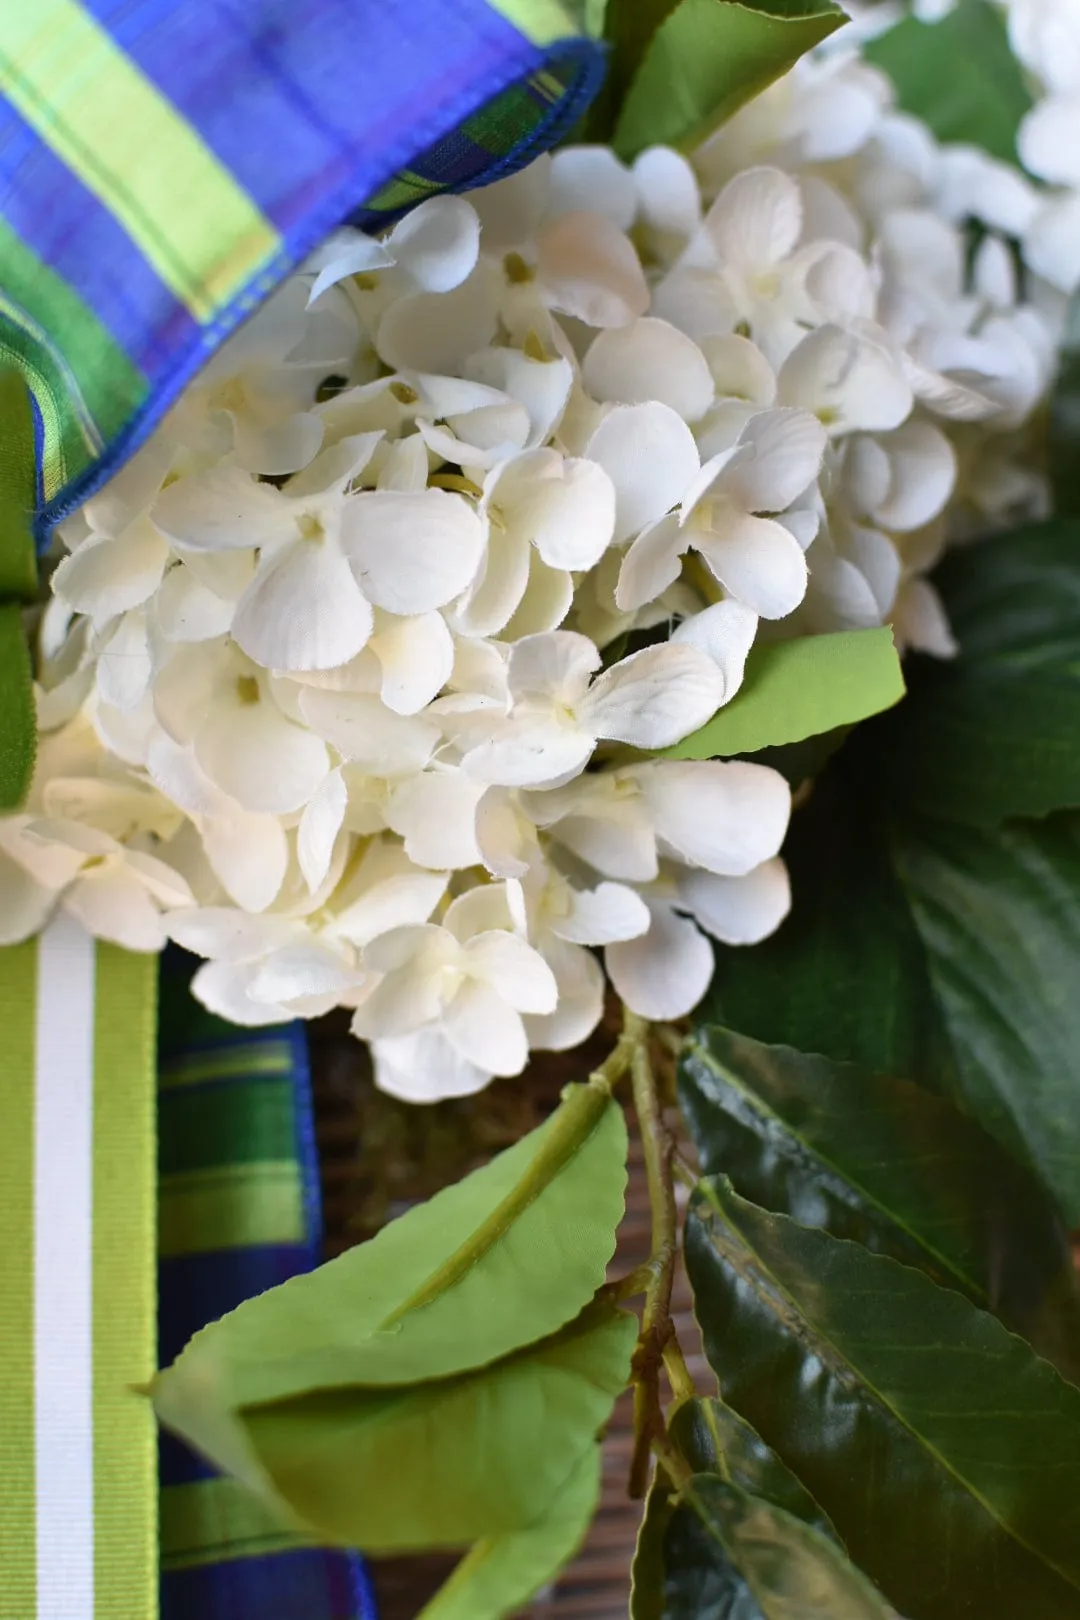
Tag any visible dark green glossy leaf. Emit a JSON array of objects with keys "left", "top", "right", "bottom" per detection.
[
  {"left": 1050, "top": 294, "right": 1080, "bottom": 516},
  {"left": 869, "top": 521, "right": 1080, "bottom": 826},
  {"left": 679, "top": 1027, "right": 1080, "bottom": 1376},
  {"left": 613, "top": 0, "right": 846, "bottom": 160},
  {"left": 586, "top": 0, "right": 679, "bottom": 142},
  {"left": 664, "top": 630, "right": 904, "bottom": 761},
  {"left": 669, "top": 1399, "right": 839, "bottom": 1542},
  {"left": 708, "top": 768, "right": 953, "bottom": 1082},
  {"left": 667, "top": 1476, "right": 900, "bottom": 1620},
  {"left": 417, "top": 1443, "right": 601, "bottom": 1619},
  {"left": 893, "top": 810, "right": 1080, "bottom": 1225},
  {"left": 864, "top": 0, "right": 1031, "bottom": 163},
  {"left": 687, "top": 1177, "right": 1080, "bottom": 1619},
  {"left": 223, "top": 1301, "right": 635, "bottom": 1552}
]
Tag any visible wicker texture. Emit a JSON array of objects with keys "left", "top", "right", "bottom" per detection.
[{"left": 311, "top": 1015, "right": 708, "bottom": 1620}]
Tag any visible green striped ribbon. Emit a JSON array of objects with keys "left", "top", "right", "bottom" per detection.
[{"left": 0, "top": 917, "right": 158, "bottom": 1620}]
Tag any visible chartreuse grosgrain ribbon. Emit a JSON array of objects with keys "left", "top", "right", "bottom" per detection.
[{"left": 0, "top": 918, "right": 158, "bottom": 1620}]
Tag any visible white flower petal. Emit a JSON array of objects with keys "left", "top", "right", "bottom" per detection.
[
  {"left": 454, "top": 529, "right": 531, "bottom": 638},
  {"left": 97, "top": 610, "right": 152, "bottom": 712},
  {"left": 297, "top": 766, "right": 348, "bottom": 893},
  {"left": 468, "top": 154, "right": 551, "bottom": 248},
  {"left": 633, "top": 147, "right": 701, "bottom": 239},
  {"left": 230, "top": 410, "right": 324, "bottom": 478},
  {"left": 727, "top": 408, "right": 826, "bottom": 513},
  {"left": 1017, "top": 97, "right": 1080, "bottom": 188},
  {"left": 333, "top": 856, "right": 448, "bottom": 948},
  {"left": 678, "top": 857, "right": 791, "bottom": 944},
  {"left": 249, "top": 942, "right": 357, "bottom": 1005},
  {"left": 491, "top": 449, "right": 616, "bottom": 571},
  {"left": 695, "top": 512, "right": 809, "bottom": 619},
  {"left": 671, "top": 599, "right": 758, "bottom": 701},
  {"left": 391, "top": 195, "right": 481, "bottom": 292},
  {"left": 370, "top": 610, "right": 454, "bottom": 715},
  {"left": 551, "top": 880, "right": 651, "bottom": 945},
  {"left": 702, "top": 337, "right": 776, "bottom": 406},
  {"left": 155, "top": 564, "right": 235, "bottom": 641},
  {"left": 605, "top": 900, "right": 714, "bottom": 1020},
  {"left": 536, "top": 210, "right": 649, "bottom": 328},
  {"left": 548, "top": 146, "right": 637, "bottom": 230},
  {"left": 203, "top": 810, "right": 289, "bottom": 913},
  {"left": 299, "top": 689, "right": 439, "bottom": 775},
  {"left": 583, "top": 319, "right": 713, "bottom": 422},
  {"left": 386, "top": 771, "right": 486, "bottom": 870},
  {"left": 703, "top": 167, "right": 802, "bottom": 268},
  {"left": 190, "top": 960, "right": 293, "bottom": 1026},
  {"left": 586, "top": 402, "right": 700, "bottom": 542},
  {"left": 778, "top": 326, "right": 912, "bottom": 434},
  {"left": 307, "top": 233, "right": 395, "bottom": 306},
  {"left": 465, "top": 346, "right": 574, "bottom": 447},
  {"left": 893, "top": 577, "right": 958, "bottom": 658},
  {"left": 523, "top": 939, "right": 604, "bottom": 1052},
  {"left": 345, "top": 489, "right": 487, "bottom": 614},
  {"left": 375, "top": 262, "right": 501, "bottom": 372},
  {"left": 639, "top": 759, "right": 790, "bottom": 875},
  {"left": 580, "top": 643, "right": 724, "bottom": 748},
  {"left": 232, "top": 536, "right": 375, "bottom": 671},
  {"left": 53, "top": 519, "right": 167, "bottom": 623},
  {"left": 503, "top": 555, "right": 575, "bottom": 638},
  {"left": 369, "top": 1029, "right": 490, "bottom": 1103},
  {"left": 508, "top": 629, "right": 601, "bottom": 701},
  {"left": 152, "top": 466, "right": 296, "bottom": 552},
  {"left": 463, "top": 719, "right": 594, "bottom": 789},
  {"left": 464, "top": 930, "right": 558, "bottom": 1012},
  {"left": 615, "top": 512, "right": 685, "bottom": 612},
  {"left": 444, "top": 979, "right": 529, "bottom": 1076},
  {"left": 197, "top": 698, "right": 330, "bottom": 815},
  {"left": 865, "top": 421, "right": 956, "bottom": 532},
  {"left": 1025, "top": 192, "right": 1080, "bottom": 296},
  {"left": 64, "top": 866, "right": 168, "bottom": 952}
]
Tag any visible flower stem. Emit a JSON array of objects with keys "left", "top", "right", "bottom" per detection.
[{"left": 626, "top": 1014, "right": 685, "bottom": 1499}]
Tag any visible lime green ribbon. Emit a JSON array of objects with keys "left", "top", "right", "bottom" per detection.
[
  {"left": 0, "top": 922, "right": 159, "bottom": 1619},
  {"left": 0, "top": 368, "right": 39, "bottom": 809}
]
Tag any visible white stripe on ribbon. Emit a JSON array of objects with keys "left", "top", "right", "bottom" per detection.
[{"left": 34, "top": 914, "right": 96, "bottom": 1620}]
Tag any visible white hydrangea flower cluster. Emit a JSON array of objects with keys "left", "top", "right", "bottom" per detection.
[
  {"left": 0, "top": 107, "right": 1041, "bottom": 1100},
  {"left": 998, "top": 0, "right": 1080, "bottom": 299}
]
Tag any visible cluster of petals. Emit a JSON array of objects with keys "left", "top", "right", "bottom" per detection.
[{"left": 0, "top": 77, "right": 1045, "bottom": 1100}]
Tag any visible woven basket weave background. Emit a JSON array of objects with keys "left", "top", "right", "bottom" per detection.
[{"left": 311, "top": 1014, "right": 710, "bottom": 1620}]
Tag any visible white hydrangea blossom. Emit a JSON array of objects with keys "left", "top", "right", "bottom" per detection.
[{"left": 2, "top": 82, "right": 1041, "bottom": 1101}]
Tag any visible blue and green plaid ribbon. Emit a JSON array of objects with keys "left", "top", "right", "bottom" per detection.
[
  {"left": 0, "top": 0, "right": 603, "bottom": 542},
  {"left": 158, "top": 952, "right": 378, "bottom": 1620}
]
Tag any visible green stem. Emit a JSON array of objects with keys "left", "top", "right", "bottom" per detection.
[
  {"left": 627, "top": 1018, "right": 684, "bottom": 1498},
  {"left": 381, "top": 1032, "right": 634, "bottom": 1329}
]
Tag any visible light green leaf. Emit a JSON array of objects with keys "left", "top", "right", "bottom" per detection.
[
  {"left": 864, "top": 0, "right": 1031, "bottom": 164},
  {"left": 613, "top": 0, "right": 847, "bottom": 161},
  {"left": 153, "top": 1080, "right": 626, "bottom": 1467},
  {"left": 238, "top": 1301, "right": 636, "bottom": 1551},
  {"left": 687, "top": 1177, "right": 1080, "bottom": 1619},
  {"left": 679, "top": 1027, "right": 1080, "bottom": 1377},
  {"left": 668, "top": 1476, "right": 901, "bottom": 1620},
  {"left": 867, "top": 521, "right": 1080, "bottom": 827},
  {"left": 418, "top": 1444, "right": 601, "bottom": 1620},
  {"left": 585, "top": 0, "right": 679, "bottom": 141},
  {"left": 662, "top": 630, "right": 904, "bottom": 761}
]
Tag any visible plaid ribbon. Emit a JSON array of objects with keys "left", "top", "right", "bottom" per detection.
[
  {"left": 157, "top": 952, "right": 378, "bottom": 1620},
  {"left": 0, "top": 0, "right": 603, "bottom": 543}
]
